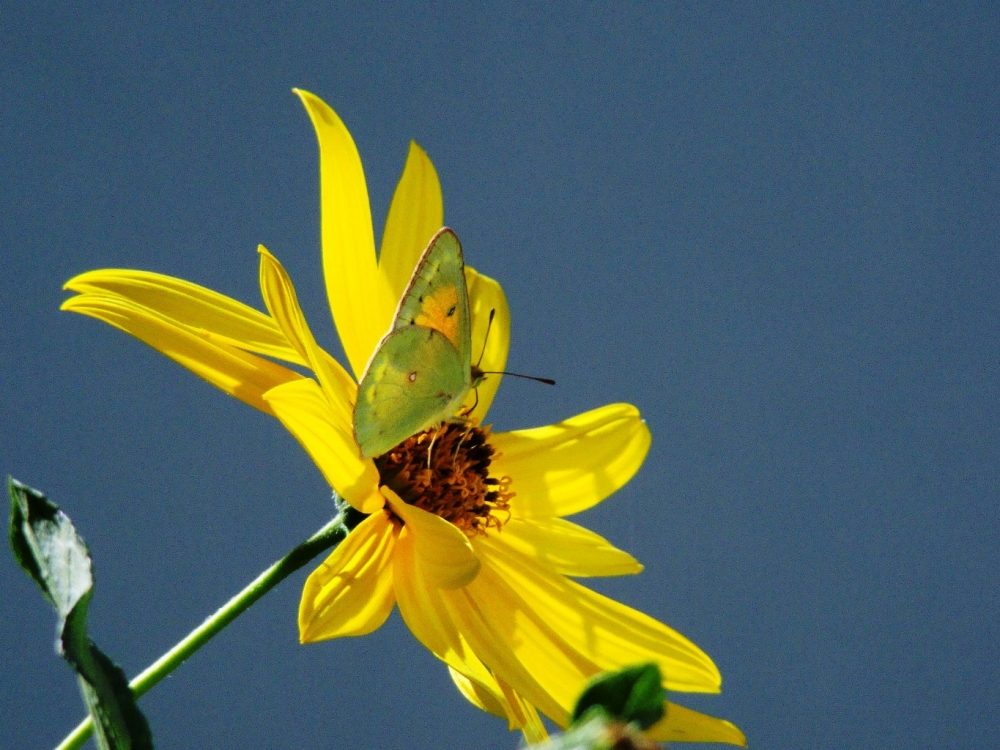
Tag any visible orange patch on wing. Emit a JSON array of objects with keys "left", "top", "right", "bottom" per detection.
[{"left": 413, "top": 285, "right": 461, "bottom": 350}]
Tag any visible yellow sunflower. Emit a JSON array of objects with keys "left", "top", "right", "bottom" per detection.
[{"left": 62, "top": 90, "right": 744, "bottom": 746}]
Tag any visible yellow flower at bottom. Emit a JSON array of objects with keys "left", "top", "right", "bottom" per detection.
[{"left": 62, "top": 90, "right": 744, "bottom": 746}]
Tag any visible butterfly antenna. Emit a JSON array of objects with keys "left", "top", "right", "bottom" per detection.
[
  {"left": 479, "top": 371, "right": 556, "bottom": 385},
  {"left": 476, "top": 309, "right": 555, "bottom": 385},
  {"left": 463, "top": 312, "right": 493, "bottom": 421},
  {"left": 476, "top": 309, "right": 496, "bottom": 368}
]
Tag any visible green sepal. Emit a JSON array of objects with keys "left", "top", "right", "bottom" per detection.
[
  {"left": 571, "top": 662, "right": 666, "bottom": 730},
  {"left": 9, "top": 477, "right": 154, "bottom": 750}
]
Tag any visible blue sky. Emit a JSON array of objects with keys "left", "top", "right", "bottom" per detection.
[{"left": 3, "top": 4, "right": 998, "bottom": 748}]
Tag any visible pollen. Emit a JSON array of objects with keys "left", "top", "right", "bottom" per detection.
[{"left": 374, "top": 422, "right": 513, "bottom": 536}]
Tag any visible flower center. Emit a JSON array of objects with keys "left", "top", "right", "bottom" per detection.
[{"left": 374, "top": 422, "right": 513, "bottom": 535}]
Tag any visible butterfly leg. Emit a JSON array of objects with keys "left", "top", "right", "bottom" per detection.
[
  {"left": 451, "top": 421, "right": 476, "bottom": 468},
  {"left": 459, "top": 385, "right": 481, "bottom": 419},
  {"left": 426, "top": 425, "right": 444, "bottom": 470}
]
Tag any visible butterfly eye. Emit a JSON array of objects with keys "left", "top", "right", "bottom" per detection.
[{"left": 408, "top": 372, "right": 418, "bottom": 383}]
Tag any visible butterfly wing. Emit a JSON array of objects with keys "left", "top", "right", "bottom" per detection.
[
  {"left": 391, "top": 228, "right": 472, "bottom": 382},
  {"left": 354, "top": 325, "right": 470, "bottom": 458}
]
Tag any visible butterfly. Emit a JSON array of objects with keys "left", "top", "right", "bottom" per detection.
[{"left": 353, "top": 227, "right": 485, "bottom": 459}]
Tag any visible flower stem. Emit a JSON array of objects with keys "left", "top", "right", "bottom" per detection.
[{"left": 53, "top": 510, "right": 354, "bottom": 750}]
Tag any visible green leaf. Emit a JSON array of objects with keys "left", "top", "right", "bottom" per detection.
[
  {"left": 9, "top": 477, "right": 93, "bottom": 617},
  {"left": 571, "top": 663, "right": 666, "bottom": 730},
  {"left": 9, "top": 477, "right": 154, "bottom": 750}
]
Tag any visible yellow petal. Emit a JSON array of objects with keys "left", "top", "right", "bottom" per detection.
[
  {"left": 478, "top": 535, "right": 721, "bottom": 694},
  {"left": 394, "top": 531, "right": 549, "bottom": 736},
  {"left": 491, "top": 403, "right": 651, "bottom": 518},
  {"left": 382, "top": 488, "right": 480, "bottom": 589},
  {"left": 648, "top": 702, "right": 747, "bottom": 746},
  {"left": 294, "top": 88, "right": 394, "bottom": 379},
  {"left": 257, "top": 246, "right": 356, "bottom": 425},
  {"left": 378, "top": 141, "right": 444, "bottom": 302},
  {"left": 499, "top": 517, "right": 643, "bottom": 577},
  {"left": 442, "top": 559, "right": 574, "bottom": 726},
  {"left": 449, "top": 667, "right": 548, "bottom": 741},
  {"left": 64, "top": 269, "right": 305, "bottom": 366},
  {"left": 448, "top": 667, "right": 507, "bottom": 719},
  {"left": 394, "top": 530, "right": 559, "bottom": 737},
  {"left": 493, "top": 674, "right": 548, "bottom": 744},
  {"left": 62, "top": 294, "right": 300, "bottom": 414},
  {"left": 299, "top": 511, "right": 398, "bottom": 642},
  {"left": 393, "top": 528, "right": 500, "bottom": 688},
  {"left": 262, "top": 379, "right": 382, "bottom": 513},
  {"left": 464, "top": 266, "right": 510, "bottom": 421}
]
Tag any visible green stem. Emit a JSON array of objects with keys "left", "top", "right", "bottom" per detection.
[{"left": 54, "top": 511, "right": 353, "bottom": 750}]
